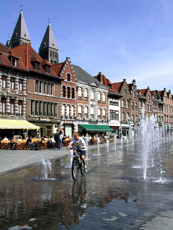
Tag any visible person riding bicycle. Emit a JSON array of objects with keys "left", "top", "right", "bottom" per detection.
[{"left": 67, "top": 132, "right": 87, "bottom": 169}]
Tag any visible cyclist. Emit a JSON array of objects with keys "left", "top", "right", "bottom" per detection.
[{"left": 67, "top": 132, "right": 87, "bottom": 169}]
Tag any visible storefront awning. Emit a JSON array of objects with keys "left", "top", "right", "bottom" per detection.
[
  {"left": 79, "top": 124, "right": 101, "bottom": 131},
  {"left": 79, "top": 124, "right": 113, "bottom": 132},
  {"left": 0, "top": 119, "right": 40, "bottom": 130}
]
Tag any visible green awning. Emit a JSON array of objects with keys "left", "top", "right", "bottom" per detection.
[
  {"left": 79, "top": 124, "right": 100, "bottom": 131},
  {"left": 79, "top": 124, "right": 113, "bottom": 132}
]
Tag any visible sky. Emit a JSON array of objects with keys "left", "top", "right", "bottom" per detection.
[{"left": 1, "top": 0, "right": 173, "bottom": 92}]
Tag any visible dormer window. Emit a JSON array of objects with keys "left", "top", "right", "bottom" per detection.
[
  {"left": 35, "top": 62, "right": 40, "bottom": 70},
  {"left": 45, "top": 65, "right": 50, "bottom": 73},
  {"left": 12, "top": 58, "right": 18, "bottom": 67}
]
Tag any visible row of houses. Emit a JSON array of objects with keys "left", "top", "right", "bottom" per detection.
[{"left": 0, "top": 10, "right": 173, "bottom": 138}]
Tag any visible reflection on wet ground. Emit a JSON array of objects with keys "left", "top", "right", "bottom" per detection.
[{"left": 0, "top": 141, "right": 173, "bottom": 229}]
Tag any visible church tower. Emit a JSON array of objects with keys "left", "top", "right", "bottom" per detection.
[
  {"left": 9, "top": 10, "right": 31, "bottom": 48},
  {"left": 39, "top": 23, "right": 59, "bottom": 64}
]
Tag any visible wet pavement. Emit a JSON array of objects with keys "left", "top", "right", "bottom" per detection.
[{"left": 0, "top": 140, "right": 173, "bottom": 230}]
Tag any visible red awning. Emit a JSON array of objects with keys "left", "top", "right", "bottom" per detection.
[{"left": 110, "top": 126, "right": 119, "bottom": 130}]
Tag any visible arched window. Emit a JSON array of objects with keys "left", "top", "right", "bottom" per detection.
[
  {"left": 121, "top": 99, "right": 125, "bottom": 107},
  {"left": 19, "top": 79, "right": 23, "bottom": 91},
  {"left": 122, "top": 112, "right": 125, "bottom": 122},
  {"left": 72, "top": 88, "right": 75, "bottom": 99},
  {"left": 132, "top": 102, "right": 134, "bottom": 110},
  {"left": 78, "top": 87, "right": 82, "bottom": 98},
  {"left": 91, "top": 90, "right": 94, "bottom": 100},
  {"left": 103, "top": 108, "right": 106, "bottom": 120},
  {"left": 98, "top": 108, "right": 101, "bottom": 119},
  {"left": 66, "top": 105, "right": 70, "bottom": 117},
  {"left": 62, "top": 104, "right": 65, "bottom": 117},
  {"left": 67, "top": 87, "right": 70, "bottom": 98},
  {"left": 126, "top": 100, "right": 129, "bottom": 108},
  {"left": 78, "top": 105, "right": 82, "bottom": 118},
  {"left": 71, "top": 106, "right": 74, "bottom": 117},
  {"left": 84, "top": 88, "right": 88, "bottom": 99},
  {"left": 102, "top": 92, "right": 106, "bottom": 102},
  {"left": 97, "top": 91, "right": 101, "bottom": 101},
  {"left": 10, "top": 78, "right": 15, "bottom": 90},
  {"left": 124, "top": 89, "right": 127, "bottom": 95},
  {"left": 90, "top": 106, "right": 94, "bottom": 119},
  {"left": 2, "top": 76, "right": 7, "bottom": 88},
  {"left": 84, "top": 106, "right": 88, "bottom": 118},
  {"left": 1, "top": 98, "right": 6, "bottom": 114},
  {"left": 135, "top": 102, "right": 138, "bottom": 110},
  {"left": 10, "top": 100, "right": 15, "bottom": 115},
  {"left": 67, "top": 73, "right": 70, "bottom": 81},
  {"left": 18, "top": 101, "right": 23, "bottom": 115},
  {"left": 127, "top": 112, "right": 130, "bottom": 121},
  {"left": 63, "top": 86, "right": 66, "bottom": 97}
]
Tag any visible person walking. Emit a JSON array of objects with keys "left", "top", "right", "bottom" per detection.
[{"left": 54, "top": 129, "right": 59, "bottom": 149}]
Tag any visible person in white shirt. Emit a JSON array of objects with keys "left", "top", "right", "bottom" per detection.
[{"left": 67, "top": 132, "right": 87, "bottom": 168}]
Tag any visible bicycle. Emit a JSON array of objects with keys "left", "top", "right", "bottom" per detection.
[{"left": 71, "top": 148, "right": 85, "bottom": 181}]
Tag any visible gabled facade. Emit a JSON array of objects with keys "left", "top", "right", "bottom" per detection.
[
  {"left": 95, "top": 72, "right": 122, "bottom": 136},
  {"left": 12, "top": 43, "right": 62, "bottom": 137},
  {"left": 137, "top": 87, "right": 153, "bottom": 118},
  {"left": 73, "top": 66, "right": 109, "bottom": 134},
  {"left": 52, "top": 58, "right": 76, "bottom": 138}
]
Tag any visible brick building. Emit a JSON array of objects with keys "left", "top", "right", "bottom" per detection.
[{"left": 94, "top": 72, "right": 122, "bottom": 136}]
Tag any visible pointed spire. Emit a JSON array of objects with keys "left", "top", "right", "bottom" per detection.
[
  {"left": 6, "top": 38, "right": 10, "bottom": 48},
  {"left": 10, "top": 10, "right": 31, "bottom": 48},
  {"left": 39, "top": 22, "right": 59, "bottom": 64},
  {"left": 39, "top": 23, "right": 58, "bottom": 50}
]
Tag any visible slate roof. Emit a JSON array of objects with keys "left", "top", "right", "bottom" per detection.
[
  {"left": 72, "top": 65, "right": 107, "bottom": 89},
  {"left": 39, "top": 23, "right": 58, "bottom": 50},
  {"left": 10, "top": 10, "right": 31, "bottom": 46}
]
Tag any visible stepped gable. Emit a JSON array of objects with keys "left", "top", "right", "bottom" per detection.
[
  {"left": 11, "top": 43, "right": 58, "bottom": 77},
  {"left": 0, "top": 42, "right": 26, "bottom": 71}
]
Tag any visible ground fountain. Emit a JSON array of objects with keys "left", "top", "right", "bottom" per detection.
[
  {"left": 65, "top": 148, "right": 73, "bottom": 168},
  {"left": 85, "top": 133, "right": 90, "bottom": 160},
  {"left": 113, "top": 135, "right": 117, "bottom": 150},
  {"left": 41, "top": 159, "right": 52, "bottom": 180}
]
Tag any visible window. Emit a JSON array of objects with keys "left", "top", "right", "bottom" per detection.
[
  {"left": 1, "top": 98, "right": 6, "bottom": 114},
  {"left": 121, "top": 99, "right": 125, "bottom": 107},
  {"left": 35, "top": 80, "right": 38, "bottom": 93},
  {"left": 122, "top": 112, "right": 125, "bottom": 122},
  {"left": 110, "top": 110, "right": 119, "bottom": 120},
  {"left": 126, "top": 100, "right": 129, "bottom": 108},
  {"left": 10, "top": 78, "right": 15, "bottom": 90},
  {"left": 19, "top": 79, "right": 23, "bottom": 91},
  {"left": 71, "top": 106, "right": 74, "bottom": 117},
  {"left": 127, "top": 112, "right": 130, "bottom": 121},
  {"left": 78, "top": 105, "right": 82, "bottom": 118},
  {"left": 39, "top": 81, "right": 42, "bottom": 93},
  {"left": 47, "top": 103, "right": 50, "bottom": 116},
  {"left": 147, "top": 104, "right": 149, "bottom": 112},
  {"left": 132, "top": 102, "right": 134, "bottom": 110},
  {"left": 103, "top": 92, "right": 106, "bottom": 102},
  {"left": 148, "top": 95, "right": 150, "bottom": 100},
  {"left": 50, "top": 84, "right": 53, "bottom": 95},
  {"left": 2, "top": 76, "right": 7, "bottom": 88},
  {"left": 84, "top": 88, "right": 88, "bottom": 99},
  {"left": 45, "top": 65, "right": 50, "bottom": 73},
  {"left": 63, "top": 86, "right": 66, "bottom": 97},
  {"left": 10, "top": 100, "right": 15, "bottom": 114},
  {"left": 54, "top": 104, "right": 57, "bottom": 117},
  {"left": 35, "top": 101, "right": 38, "bottom": 115},
  {"left": 35, "top": 62, "right": 40, "bottom": 70},
  {"left": 84, "top": 106, "right": 88, "bottom": 118},
  {"left": 110, "top": 99, "right": 119, "bottom": 106},
  {"left": 124, "top": 89, "right": 127, "bottom": 95},
  {"left": 67, "top": 87, "right": 70, "bottom": 98},
  {"left": 47, "top": 83, "right": 50, "bottom": 94},
  {"left": 67, "top": 73, "right": 70, "bottom": 81},
  {"left": 98, "top": 108, "right": 101, "bottom": 119},
  {"left": 18, "top": 101, "right": 23, "bottom": 115},
  {"left": 66, "top": 105, "right": 70, "bottom": 117},
  {"left": 103, "top": 108, "right": 106, "bottom": 120},
  {"left": 12, "top": 58, "right": 18, "bottom": 67},
  {"left": 40, "top": 102, "right": 43, "bottom": 115},
  {"left": 43, "top": 102, "right": 47, "bottom": 116},
  {"left": 31, "top": 100, "right": 35, "bottom": 115},
  {"left": 90, "top": 106, "right": 94, "bottom": 119},
  {"left": 62, "top": 105, "right": 65, "bottom": 117},
  {"left": 135, "top": 102, "right": 138, "bottom": 110},
  {"left": 72, "top": 88, "right": 75, "bottom": 99},
  {"left": 97, "top": 91, "right": 101, "bottom": 101},
  {"left": 91, "top": 90, "right": 94, "bottom": 100},
  {"left": 78, "top": 87, "right": 82, "bottom": 98}
]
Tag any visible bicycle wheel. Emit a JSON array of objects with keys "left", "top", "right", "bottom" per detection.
[
  {"left": 72, "top": 158, "right": 79, "bottom": 181},
  {"left": 80, "top": 158, "right": 85, "bottom": 176}
]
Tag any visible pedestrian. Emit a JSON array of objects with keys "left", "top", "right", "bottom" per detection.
[
  {"left": 58, "top": 130, "right": 63, "bottom": 149},
  {"left": 54, "top": 129, "right": 59, "bottom": 149}
]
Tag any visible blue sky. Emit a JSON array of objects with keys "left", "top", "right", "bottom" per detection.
[{"left": 1, "top": 0, "right": 173, "bottom": 92}]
